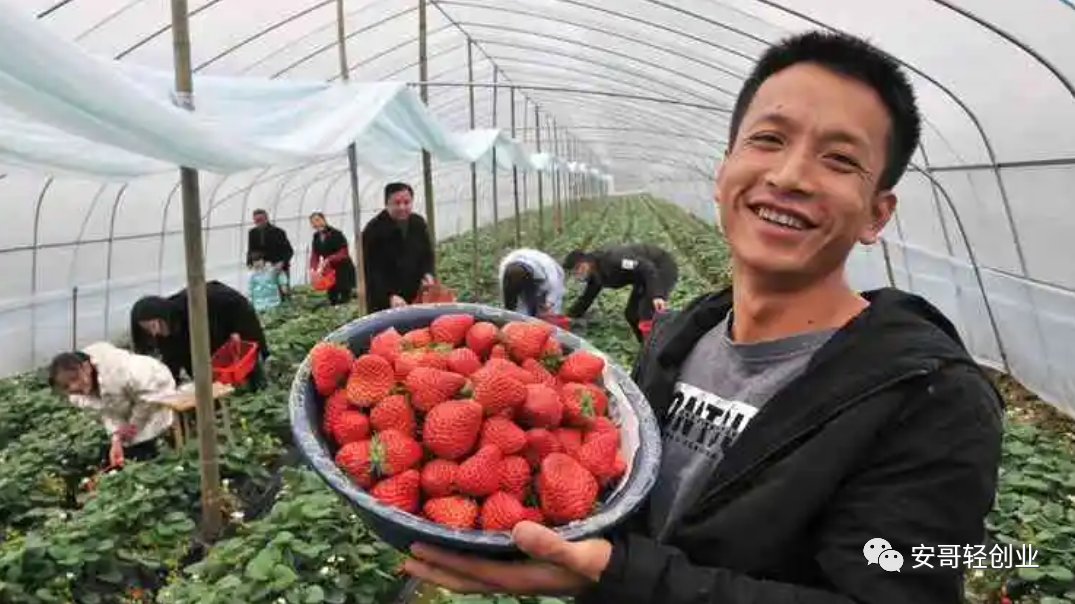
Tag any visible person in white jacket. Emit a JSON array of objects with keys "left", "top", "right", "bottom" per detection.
[
  {"left": 47, "top": 342, "right": 177, "bottom": 468},
  {"left": 498, "top": 248, "right": 566, "bottom": 317}
]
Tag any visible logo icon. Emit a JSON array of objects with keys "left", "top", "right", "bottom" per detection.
[{"left": 864, "top": 538, "right": 903, "bottom": 572}]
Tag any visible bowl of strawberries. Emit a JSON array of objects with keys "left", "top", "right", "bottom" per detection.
[{"left": 288, "top": 302, "right": 662, "bottom": 557}]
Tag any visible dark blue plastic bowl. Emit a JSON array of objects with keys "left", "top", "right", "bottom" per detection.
[{"left": 289, "top": 302, "right": 662, "bottom": 556}]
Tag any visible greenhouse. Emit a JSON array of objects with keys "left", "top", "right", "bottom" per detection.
[{"left": 0, "top": 1, "right": 1072, "bottom": 603}]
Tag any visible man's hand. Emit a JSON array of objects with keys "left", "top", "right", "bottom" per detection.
[
  {"left": 117, "top": 424, "right": 138, "bottom": 442},
  {"left": 652, "top": 298, "right": 667, "bottom": 313},
  {"left": 109, "top": 436, "right": 126, "bottom": 468},
  {"left": 402, "top": 521, "right": 611, "bottom": 596},
  {"left": 390, "top": 295, "right": 408, "bottom": 308}
]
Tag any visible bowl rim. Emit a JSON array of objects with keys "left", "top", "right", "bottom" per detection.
[{"left": 288, "top": 301, "right": 663, "bottom": 548}]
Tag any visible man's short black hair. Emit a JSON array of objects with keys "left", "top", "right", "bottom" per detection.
[
  {"left": 562, "top": 249, "right": 593, "bottom": 271},
  {"left": 727, "top": 30, "right": 921, "bottom": 191},
  {"left": 47, "top": 351, "right": 89, "bottom": 390},
  {"left": 384, "top": 182, "right": 414, "bottom": 203},
  {"left": 252, "top": 208, "right": 268, "bottom": 217}
]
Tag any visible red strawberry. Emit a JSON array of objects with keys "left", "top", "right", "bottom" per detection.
[
  {"left": 501, "top": 321, "right": 553, "bottom": 362},
  {"left": 335, "top": 410, "right": 371, "bottom": 445},
  {"left": 370, "top": 429, "right": 423, "bottom": 477},
  {"left": 404, "top": 367, "right": 468, "bottom": 413},
  {"left": 558, "top": 350, "right": 605, "bottom": 383},
  {"left": 370, "top": 394, "right": 416, "bottom": 436},
  {"left": 369, "top": 327, "right": 403, "bottom": 363},
  {"left": 488, "top": 344, "right": 509, "bottom": 360},
  {"left": 479, "top": 416, "right": 527, "bottom": 455},
  {"left": 555, "top": 427, "right": 583, "bottom": 458},
  {"left": 309, "top": 342, "right": 354, "bottom": 396},
  {"left": 422, "top": 399, "right": 484, "bottom": 460},
  {"left": 420, "top": 459, "right": 459, "bottom": 498},
  {"left": 520, "top": 384, "right": 563, "bottom": 429},
  {"left": 481, "top": 491, "right": 528, "bottom": 531},
  {"left": 473, "top": 359, "right": 535, "bottom": 387},
  {"left": 537, "top": 453, "right": 599, "bottom": 525},
  {"left": 466, "top": 322, "right": 500, "bottom": 357},
  {"left": 423, "top": 496, "right": 478, "bottom": 529},
  {"left": 346, "top": 354, "right": 395, "bottom": 407},
  {"left": 524, "top": 428, "right": 563, "bottom": 467},
  {"left": 446, "top": 348, "right": 482, "bottom": 377},
  {"left": 456, "top": 445, "right": 504, "bottom": 498},
  {"left": 431, "top": 314, "right": 476, "bottom": 346},
  {"left": 561, "top": 383, "right": 608, "bottom": 428},
  {"left": 584, "top": 416, "right": 619, "bottom": 445},
  {"left": 322, "top": 389, "right": 352, "bottom": 440},
  {"left": 521, "top": 358, "right": 558, "bottom": 388},
  {"left": 401, "top": 327, "right": 432, "bottom": 349},
  {"left": 521, "top": 506, "right": 545, "bottom": 525},
  {"left": 335, "top": 440, "right": 373, "bottom": 488},
  {"left": 371, "top": 469, "right": 420, "bottom": 513},
  {"left": 577, "top": 431, "right": 622, "bottom": 486},
  {"left": 499, "top": 455, "right": 531, "bottom": 500},
  {"left": 541, "top": 338, "right": 564, "bottom": 369},
  {"left": 474, "top": 372, "right": 527, "bottom": 417}
]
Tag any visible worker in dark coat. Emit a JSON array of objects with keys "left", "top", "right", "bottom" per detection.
[
  {"left": 129, "top": 280, "right": 269, "bottom": 389},
  {"left": 308, "top": 212, "right": 357, "bottom": 306},
  {"left": 563, "top": 243, "right": 679, "bottom": 342},
  {"left": 361, "top": 182, "right": 436, "bottom": 313},
  {"left": 246, "top": 209, "right": 294, "bottom": 299}
]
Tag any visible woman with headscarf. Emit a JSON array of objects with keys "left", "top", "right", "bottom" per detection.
[
  {"left": 129, "top": 280, "right": 269, "bottom": 388},
  {"left": 48, "top": 342, "right": 177, "bottom": 467},
  {"left": 308, "top": 211, "right": 357, "bottom": 306}
]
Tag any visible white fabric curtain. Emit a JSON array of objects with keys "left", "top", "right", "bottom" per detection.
[{"left": 0, "top": 3, "right": 608, "bottom": 181}]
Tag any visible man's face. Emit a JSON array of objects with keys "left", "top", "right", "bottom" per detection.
[
  {"left": 139, "top": 318, "right": 167, "bottom": 338},
  {"left": 252, "top": 213, "right": 268, "bottom": 228},
  {"left": 573, "top": 261, "right": 593, "bottom": 279},
  {"left": 55, "top": 363, "right": 93, "bottom": 395},
  {"left": 715, "top": 62, "right": 896, "bottom": 288},
  {"left": 387, "top": 190, "right": 413, "bottom": 221}
]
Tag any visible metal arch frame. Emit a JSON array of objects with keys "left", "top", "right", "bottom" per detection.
[
  {"left": 424, "top": 86, "right": 725, "bottom": 143},
  {"left": 67, "top": 182, "right": 112, "bottom": 283},
  {"left": 456, "top": 21, "right": 738, "bottom": 101},
  {"left": 28, "top": 179, "right": 53, "bottom": 360},
  {"left": 435, "top": 0, "right": 967, "bottom": 175},
  {"left": 437, "top": 0, "right": 748, "bottom": 81},
  {"left": 103, "top": 183, "right": 129, "bottom": 335}
]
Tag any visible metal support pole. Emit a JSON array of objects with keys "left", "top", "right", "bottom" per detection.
[
  {"left": 337, "top": 0, "right": 366, "bottom": 314},
  {"left": 418, "top": 0, "right": 436, "bottom": 254},
  {"left": 169, "top": 0, "right": 222, "bottom": 542},
  {"left": 467, "top": 40, "right": 479, "bottom": 291},
  {"left": 551, "top": 119, "right": 562, "bottom": 234},
  {"left": 510, "top": 85, "right": 521, "bottom": 247},
  {"left": 521, "top": 97, "right": 529, "bottom": 215},
  {"left": 535, "top": 105, "right": 545, "bottom": 245},
  {"left": 490, "top": 69, "right": 500, "bottom": 230},
  {"left": 71, "top": 287, "right": 78, "bottom": 350}
]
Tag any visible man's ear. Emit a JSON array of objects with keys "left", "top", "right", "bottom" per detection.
[{"left": 859, "top": 191, "right": 897, "bottom": 245}]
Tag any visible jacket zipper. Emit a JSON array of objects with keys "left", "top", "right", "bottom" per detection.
[{"left": 689, "top": 367, "right": 934, "bottom": 518}]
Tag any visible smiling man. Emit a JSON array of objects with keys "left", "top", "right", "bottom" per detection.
[{"left": 402, "top": 31, "right": 1004, "bottom": 604}]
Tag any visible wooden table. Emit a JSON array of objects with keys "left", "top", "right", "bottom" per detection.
[{"left": 148, "top": 382, "right": 235, "bottom": 447}]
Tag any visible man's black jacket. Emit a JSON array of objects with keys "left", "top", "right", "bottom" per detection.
[
  {"left": 361, "top": 210, "right": 435, "bottom": 312},
  {"left": 579, "top": 287, "right": 1004, "bottom": 604},
  {"left": 246, "top": 223, "right": 294, "bottom": 268},
  {"left": 567, "top": 243, "right": 678, "bottom": 317}
]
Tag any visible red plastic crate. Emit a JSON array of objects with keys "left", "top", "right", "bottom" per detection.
[
  {"left": 212, "top": 339, "right": 259, "bottom": 385},
  {"left": 311, "top": 269, "right": 336, "bottom": 291},
  {"left": 541, "top": 313, "right": 571, "bottom": 329}
]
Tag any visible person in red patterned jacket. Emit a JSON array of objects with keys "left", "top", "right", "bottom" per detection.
[{"left": 308, "top": 211, "right": 357, "bottom": 306}]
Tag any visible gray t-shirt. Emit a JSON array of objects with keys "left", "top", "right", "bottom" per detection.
[{"left": 648, "top": 312, "right": 836, "bottom": 540}]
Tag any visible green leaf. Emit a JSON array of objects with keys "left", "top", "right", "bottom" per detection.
[
  {"left": 271, "top": 564, "right": 298, "bottom": 589},
  {"left": 324, "top": 589, "right": 347, "bottom": 604},
  {"left": 245, "top": 550, "right": 276, "bottom": 581},
  {"left": 1016, "top": 566, "right": 1045, "bottom": 581},
  {"left": 1045, "top": 566, "right": 1075, "bottom": 582},
  {"left": 97, "top": 568, "right": 123, "bottom": 584},
  {"left": 305, "top": 585, "right": 326, "bottom": 603}
]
